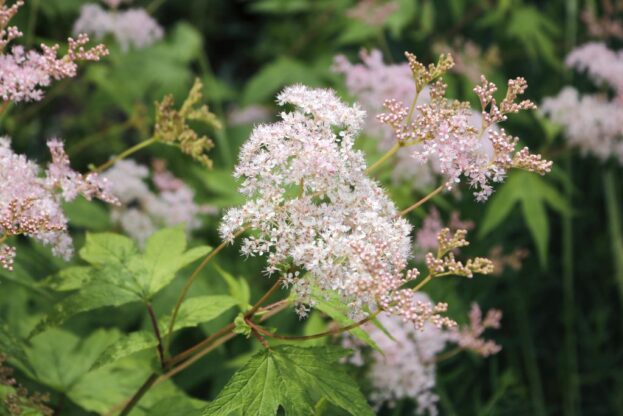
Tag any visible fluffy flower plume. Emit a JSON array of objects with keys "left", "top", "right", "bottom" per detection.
[
  {"left": 0, "top": 1, "right": 108, "bottom": 103},
  {"left": 542, "top": 43, "right": 623, "bottom": 164},
  {"left": 0, "top": 138, "right": 117, "bottom": 270},
  {"left": 378, "top": 53, "right": 551, "bottom": 201},
  {"left": 73, "top": 2, "right": 163, "bottom": 51},
  {"left": 104, "top": 159, "right": 212, "bottom": 245},
  {"left": 343, "top": 292, "right": 502, "bottom": 415},
  {"left": 221, "top": 84, "right": 453, "bottom": 326}
]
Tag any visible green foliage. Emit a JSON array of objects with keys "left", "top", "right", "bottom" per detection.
[
  {"left": 202, "top": 345, "right": 374, "bottom": 416},
  {"left": 31, "top": 228, "right": 210, "bottom": 336},
  {"left": 480, "top": 171, "right": 570, "bottom": 266}
]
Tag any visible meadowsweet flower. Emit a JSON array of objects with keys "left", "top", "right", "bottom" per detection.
[
  {"left": 221, "top": 84, "right": 453, "bottom": 327},
  {"left": 424, "top": 228, "right": 494, "bottom": 278},
  {"left": 227, "top": 105, "right": 272, "bottom": 126},
  {"left": 446, "top": 303, "right": 502, "bottom": 356},
  {"left": 541, "top": 87, "right": 623, "bottom": 163},
  {"left": 378, "top": 54, "right": 551, "bottom": 201},
  {"left": 73, "top": 2, "right": 163, "bottom": 51},
  {"left": 432, "top": 38, "right": 500, "bottom": 83},
  {"left": 343, "top": 292, "right": 502, "bottom": 415},
  {"left": 565, "top": 42, "right": 623, "bottom": 95},
  {"left": 415, "top": 208, "right": 473, "bottom": 257},
  {"left": 0, "top": 138, "right": 117, "bottom": 270},
  {"left": 333, "top": 49, "right": 438, "bottom": 189},
  {"left": 488, "top": 245, "right": 529, "bottom": 276},
  {"left": 104, "top": 159, "right": 210, "bottom": 245},
  {"left": 581, "top": 6, "right": 623, "bottom": 40},
  {"left": 0, "top": 1, "right": 108, "bottom": 103},
  {"left": 346, "top": 0, "right": 398, "bottom": 27}
]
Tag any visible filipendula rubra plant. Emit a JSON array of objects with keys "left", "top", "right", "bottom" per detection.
[
  {"left": 1, "top": 7, "right": 549, "bottom": 410},
  {"left": 24, "top": 53, "right": 547, "bottom": 415}
]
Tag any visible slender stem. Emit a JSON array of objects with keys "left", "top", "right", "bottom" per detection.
[
  {"left": 254, "top": 310, "right": 381, "bottom": 341},
  {"left": 244, "top": 278, "right": 284, "bottom": 318},
  {"left": 434, "top": 346, "right": 462, "bottom": 363},
  {"left": 405, "top": 90, "right": 421, "bottom": 126},
  {"left": 118, "top": 374, "right": 158, "bottom": 416},
  {"left": 146, "top": 0, "right": 167, "bottom": 13},
  {"left": 0, "top": 101, "right": 10, "bottom": 116},
  {"left": 68, "top": 119, "right": 135, "bottom": 157},
  {"left": 366, "top": 142, "right": 401, "bottom": 174},
  {"left": 412, "top": 274, "right": 433, "bottom": 293},
  {"left": 113, "top": 301, "right": 290, "bottom": 416},
  {"left": 399, "top": 184, "right": 445, "bottom": 217},
  {"left": 165, "top": 227, "right": 248, "bottom": 351},
  {"left": 92, "top": 137, "right": 157, "bottom": 173},
  {"left": 604, "top": 169, "right": 623, "bottom": 302},
  {"left": 167, "top": 322, "right": 235, "bottom": 367},
  {"left": 146, "top": 303, "right": 165, "bottom": 369},
  {"left": 248, "top": 321, "right": 271, "bottom": 349}
]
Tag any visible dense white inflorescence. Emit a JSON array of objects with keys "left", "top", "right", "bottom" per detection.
[{"left": 220, "top": 85, "right": 452, "bottom": 326}]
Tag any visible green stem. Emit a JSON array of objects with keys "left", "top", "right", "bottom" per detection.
[
  {"left": 604, "top": 168, "right": 623, "bottom": 303},
  {"left": 412, "top": 274, "right": 433, "bottom": 292},
  {"left": 118, "top": 374, "right": 158, "bottom": 416},
  {"left": 92, "top": 137, "right": 157, "bottom": 173},
  {"left": 146, "top": 303, "right": 165, "bottom": 369},
  {"left": 562, "top": 155, "right": 579, "bottom": 416},
  {"left": 165, "top": 227, "right": 248, "bottom": 352},
  {"left": 399, "top": 184, "right": 445, "bottom": 217},
  {"left": 253, "top": 310, "right": 381, "bottom": 341},
  {"left": 365, "top": 142, "right": 401, "bottom": 174}
]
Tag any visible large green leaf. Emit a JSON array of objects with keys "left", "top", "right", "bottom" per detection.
[
  {"left": 202, "top": 345, "right": 374, "bottom": 416},
  {"left": 32, "top": 228, "right": 210, "bottom": 336},
  {"left": 215, "top": 264, "right": 251, "bottom": 311},
  {"left": 93, "top": 295, "right": 236, "bottom": 369}
]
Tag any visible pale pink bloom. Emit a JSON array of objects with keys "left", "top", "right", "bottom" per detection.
[
  {"left": 104, "top": 159, "right": 208, "bottom": 245},
  {"left": 415, "top": 208, "right": 473, "bottom": 256},
  {"left": 344, "top": 293, "right": 502, "bottom": 415},
  {"left": 447, "top": 303, "right": 502, "bottom": 356},
  {"left": 0, "top": 138, "right": 117, "bottom": 269},
  {"left": 73, "top": 4, "right": 163, "bottom": 51},
  {"left": 346, "top": 0, "right": 398, "bottom": 27},
  {"left": 227, "top": 105, "right": 272, "bottom": 126},
  {"left": 221, "top": 85, "right": 453, "bottom": 327},
  {"left": 565, "top": 42, "right": 623, "bottom": 96},
  {"left": 541, "top": 86, "right": 623, "bottom": 164}
]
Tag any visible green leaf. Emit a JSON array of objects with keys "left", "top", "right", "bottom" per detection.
[
  {"left": 202, "top": 345, "right": 374, "bottom": 416},
  {"left": 0, "top": 322, "right": 33, "bottom": 374},
  {"left": 63, "top": 198, "right": 111, "bottom": 231},
  {"left": 214, "top": 264, "right": 251, "bottom": 311},
  {"left": 79, "top": 232, "right": 137, "bottom": 267},
  {"left": 143, "top": 227, "right": 212, "bottom": 295},
  {"left": 39, "top": 266, "right": 93, "bottom": 292},
  {"left": 479, "top": 176, "right": 523, "bottom": 237},
  {"left": 241, "top": 57, "right": 321, "bottom": 105},
  {"left": 163, "top": 295, "right": 237, "bottom": 332},
  {"left": 312, "top": 289, "right": 381, "bottom": 353},
  {"left": 33, "top": 229, "right": 210, "bottom": 335},
  {"left": 90, "top": 331, "right": 158, "bottom": 370},
  {"left": 31, "top": 284, "right": 138, "bottom": 337},
  {"left": 521, "top": 180, "right": 549, "bottom": 267}
]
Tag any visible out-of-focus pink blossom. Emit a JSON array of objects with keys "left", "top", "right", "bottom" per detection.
[
  {"left": 0, "top": 138, "right": 117, "bottom": 270},
  {"left": 104, "top": 159, "right": 210, "bottom": 245},
  {"left": 73, "top": 3, "right": 163, "bottom": 52}
]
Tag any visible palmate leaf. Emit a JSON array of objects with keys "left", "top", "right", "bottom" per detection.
[
  {"left": 202, "top": 345, "right": 374, "bottom": 416},
  {"left": 31, "top": 228, "right": 210, "bottom": 336},
  {"left": 479, "top": 171, "right": 571, "bottom": 266},
  {"left": 92, "top": 295, "right": 237, "bottom": 369}
]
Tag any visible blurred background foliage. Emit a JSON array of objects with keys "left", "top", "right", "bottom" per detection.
[{"left": 1, "top": 0, "right": 622, "bottom": 415}]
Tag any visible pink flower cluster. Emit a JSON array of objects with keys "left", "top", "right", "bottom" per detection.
[
  {"left": 378, "top": 55, "right": 551, "bottom": 201},
  {"left": 415, "top": 208, "right": 474, "bottom": 255},
  {"left": 343, "top": 292, "right": 502, "bottom": 415},
  {"left": 333, "top": 49, "right": 438, "bottom": 190},
  {"left": 104, "top": 159, "right": 211, "bottom": 245},
  {"left": 0, "top": 1, "right": 108, "bottom": 103},
  {"left": 0, "top": 138, "right": 118, "bottom": 270},
  {"left": 73, "top": 1, "right": 163, "bottom": 52},
  {"left": 542, "top": 43, "right": 623, "bottom": 164},
  {"left": 221, "top": 85, "right": 454, "bottom": 326}
]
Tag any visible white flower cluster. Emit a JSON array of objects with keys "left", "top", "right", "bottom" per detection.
[{"left": 220, "top": 85, "right": 451, "bottom": 325}]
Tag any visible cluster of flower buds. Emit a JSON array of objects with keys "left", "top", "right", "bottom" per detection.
[
  {"left": 0, "top": 1, "right": 108, "bottom": 103},
  {"left": 0, "top": 138, "right": 118, "bottom": 270},
  {"left": 377, "top": 53, "right": 551, "bottom": 201},
  {"left": 424, "top": 228, "right": 495, "bottom": 278},
  {"left": 153, "top": 78, "right": 221, "bottom": 168}
]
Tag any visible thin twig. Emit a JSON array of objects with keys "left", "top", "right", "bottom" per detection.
[
  {"left": 399, "top": 185, "right": 445, "bottom": 217},
  {"left": 146, "top": 303, "right": 165, "bottom": 369}
]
